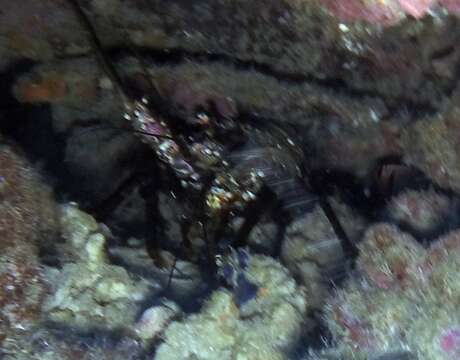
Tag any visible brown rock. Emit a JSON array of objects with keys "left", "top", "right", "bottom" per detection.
[{"left": 0, "top": 139, "right": 58, "bottom": 344}]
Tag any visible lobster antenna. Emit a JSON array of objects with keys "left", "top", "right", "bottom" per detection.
[
  {"left": 67, "top": 0, "right": 128, "bottom": 103},
  {"left": 166, "top": 255, "right": 178, "bottom": 290},
  {"left": 120, "top": 28, "right": 163, "bottom": 99},
  {"left": 67, "top": 0, "right": 177, "bottom": 142},
  {"left": 69, "top": 1, "right": 195, "bottom": 156}
]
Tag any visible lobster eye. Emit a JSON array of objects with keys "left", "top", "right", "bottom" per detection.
[
  {"left": 189, "top": 106, "right": 211, "bottom": 127},
  {"left": 183, "top": 104, "right": 209, "bottom": 125},
  {"left": 195, "top": 111, "right": 210, "bottom": 125}
]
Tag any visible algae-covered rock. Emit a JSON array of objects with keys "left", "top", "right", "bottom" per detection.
[
  {"left": 321, "top": 0, "right": 457, "bottom": 26},
  {"left": 1, "top": 327, "right": 145, "bottom": 360},
  {"left": 13, "top": 56, "right": 396, "bottom": 177},
  {"left": 356, "top": 224, "right": 426, "bottom": 289},
  {"left": 109, "top": 245, "right": 205, "bottom": 299},
  {"left": 6, "top": 0, "right": 460, "bottom": 104},
  {"left": 59, "top": 203, "right": 99, "bottom": 250},
  {"left": 0, "top": 243, "right": 47, "bottom": 345},
  {"left": 133, "top": 300, "right": 181, "bottom": 345},
  {"left": 401, "top": 107, "right": 460, "bottom": 193},
  {"left": 0, "top": 141, "right": 59, "bottom": 250},
  {"left": 12, "top": 2, "right": 460, "bottom": 181},
  {"left": 325, "top": 224, "right": 460, "bottom": 360},
  {"left": 0, "top": 138, "right": 59, "bottom": 346},
  {"left": 45, "top": 262, "right": 153, "bottom": 330},
  {"left": 326, "top": 282, "right": 417, "bottom": 359},
  {"left": 155, "top": 255, "right": 308, "bottom": 360},
  {"left": 57, "top": 203, "right": 107, "bottom": 263},
  {"left": 384, "top": 188, "right": 453, "bottom": 237},
  {"left": 45, "top": 204, "right": 158, "bottom": 331},
  {"left": 406, "top": 304, "right": 460, "bottom": 360},
  {"left": 281, "top": 201, "right": 366, "bottom": 307},
  {"left": 5, "top": 0, "right": 460, "bottom": 198},
  {"left": 0, "top": 0, "right": 89, "bottom": 70}
]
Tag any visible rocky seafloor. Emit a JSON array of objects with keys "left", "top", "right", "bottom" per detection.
[{"left": 3, "top": 1, "right": 460, "bottom": 359}]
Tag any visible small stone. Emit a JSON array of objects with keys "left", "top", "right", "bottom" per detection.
[
  {"left": 98, "top": 76, "right": 114, "bottom": 90},
  {"left": 134, "top": 301, "right": 180, "bottom": 343},
  {"left": 84, "top": 232, "right": 107, "bottom": 267},
  {"left": 60, "top": 203, "right": 99, "bottom": 250}
]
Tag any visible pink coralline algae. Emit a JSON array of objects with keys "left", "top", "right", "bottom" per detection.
[
  {"left": 440, "top": 0, "right": 460, "bottom": 13},
  {"left": 322, "top": 0, "right": 460, "bottom": 25},
  {"left": 325, "top": 225, "right": 460, "bottom": 359},
  {"left": 398, "top": 0, "right": 437, "bottom": 17},
  {"left": 439, "top": 327, "right": 460, "bottom": 357},
  {"left": 321, "top": 0, "right": 404, "bottom": 25}
]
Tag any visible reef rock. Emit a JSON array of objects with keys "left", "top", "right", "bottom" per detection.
[
  {"left": 281, "top": 201, "right": 366, "bottom": 307},
  {"left": 402, "top": 106, "right": 460, "bottom": 193},
  {"left": 0, "top": 139, "right": 58, "bottom": 346},
  {"left": 325, "top": 224, "right": 460, "bottom": 360},
  {"left": 44, "top": 204, "right": 159, "bottom": 332},
  {"left": 155, "top": 255, "right": 309, "bottom": 360}
]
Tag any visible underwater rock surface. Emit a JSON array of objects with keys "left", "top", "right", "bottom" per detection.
[
  {"left": 325, "top": 224, "right": 460, "bottom": 360},
  {"left": 384, "top": 188, "right": 455, "bottom": 237},
  {"left": 8, "top": 0, "right": 460, "bottom": 180},
  {"left": 45, "top": 204, "right": 160, "bottom": 332},
  {"left": 0, "top": 137, "right": 58, "bottom": 349},
  {"left": 402, "top": 106, "right": 460, "bottom": 193},
  {"left": 4, "top": 1, "right": 460, "bottom": 359},
  {"left": 155, "top": 255, "right": 308, "bottom": 360},
  {"left": 281, "top": 201, "right": 366, "bottom": 308}
]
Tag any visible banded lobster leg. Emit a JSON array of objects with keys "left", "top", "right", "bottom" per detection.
[{"left": 215, "top": 123, "right": 357, "bottom": 266}]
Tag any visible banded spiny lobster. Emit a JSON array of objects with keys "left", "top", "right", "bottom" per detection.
[{"left": 67, "top": 0, "right": 356, "bottom": 286}]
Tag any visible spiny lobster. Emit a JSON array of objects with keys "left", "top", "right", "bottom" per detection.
[{"left": 67, "top": 0, "right": 356, "bottom": 286}]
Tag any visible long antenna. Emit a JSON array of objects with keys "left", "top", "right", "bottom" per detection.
[
  {"left": 67, "top": 0, "right": 128, "bottom": 103},
  {"left": 67, "top": 0, "right": 178, "bottom": 143}
]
